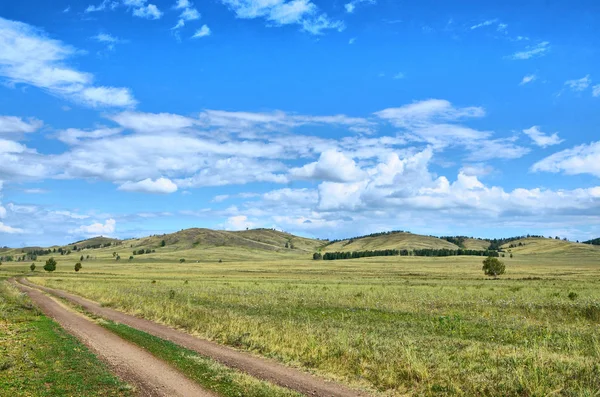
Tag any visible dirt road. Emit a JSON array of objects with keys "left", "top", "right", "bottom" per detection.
[
  {"left": 18, "top": 278, "right": 369, "bottom": 397},
  {"left": 12, "top": 280, "right": 215, "bottom": 397}
]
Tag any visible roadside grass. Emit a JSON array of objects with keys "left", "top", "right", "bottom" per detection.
[
  {"left": 0, "top": 281, "right": 133, "bottom": 396},
  {"left": 101, "top": 319, "right": 303, "bottom": 397},
  {"left": 25, "top": 253, "right": 600, "bottom": 396}
]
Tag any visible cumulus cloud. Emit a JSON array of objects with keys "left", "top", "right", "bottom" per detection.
[
  {"left": 0, "top": 17, "right": 136, "bottom": 108},
  {"left": 532, "top": 141, "right": 600, "bottom": 177},
  {"left": 118, "top": 177, "right": 178, "bottom": 193},
  {"left": 192, "top": 25, "right": 211, "bottom": 38},
  {"left": 523, "top": 126, "right": 563, "bottom": 147},
  {"left": 593, "top": 85, "right": 600, "bottom": 97},
  {"left": 509, "top": 41, "right": 550, "bottom": 60},
  {"left": 72, "top": 218, "right": 116, "bottom": 236},
  {"left": 0, "top": 222, "right": 23, "bottom": 233},
  {"left": 220, "top": 0, "right": 343, "bottom": 35},
  {"left": 290, "top": 150, "right": 366, "bottom": 182},
  {"left": 0, "top": 116, "right": 43, "bottom": 134},
  {"left": 225, "top": 215, "right": 254, "bottom": 230}
]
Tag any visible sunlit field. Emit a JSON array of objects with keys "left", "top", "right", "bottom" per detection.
[{"left": 2, "top": 247, "right": 597, "bottom": 396}]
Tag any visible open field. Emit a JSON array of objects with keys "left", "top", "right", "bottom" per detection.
[
  {"left": 0, "top": 281, "right": 133, "bottom": 396},
  {"left": 2, "top": 241, "right": 598, "bottom": 396}
]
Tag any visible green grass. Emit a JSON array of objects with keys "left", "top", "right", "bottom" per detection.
[
  {"left": 17, "top": 251, "right": 600, "bottom": 396},
  {"left": 99, "top": 320, "right": 302, "bottom": 397},
  {"left": 0, "top": 281, "right": 133, "bottom": 396}
]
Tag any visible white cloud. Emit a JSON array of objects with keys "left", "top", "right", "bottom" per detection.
[
  {"left": 348, "top": 37, "right": 356, "bottom": 44},
  {"left": 564, "top": 75, "right": 591, "bottom": 92},
  {"left": 220, "top": 0, "right": 343, "bottom": 35},
  {"left": 0, "top": 17, "right": 136, "bottom": 108},
  {"left": 344, "top": 0, "right": 376, "bottom": 13},
  {"left": 523, "top": 126, "right": 563, "bottom": 148},
  {"left": 375, "top": 99, "right": 485, "bottom": 128},
  {"left": 0, "top": 222, "right": 23, "bottom": 234},
  {"left": 393, "top": 72, "right": 405, "bottom": 80},
  {"left": 72, "top": 218, "right": 116, "bottom": 236},
  {"left": 132, "top": 4, "right": 163, "bottom": 19},
  {"left": 85, "top": 0, "right": 162, "bottom": 19},
  {"left": 509, "top": 41, "right": 550, "bottom": 60},
  {"left": 78, "top": 87, "right": 136, "bottom": 108},
  {"left": 519, "top": 74, "right": 536, "bottom": 85},
  {"left": 56, "top": 127, "right": 123, "bottom": 145},
  {"left": 593, "top": 85, "right": 600, "bottom": 97},
  {"left": 173, "top": 0, "right": 200, "bottom": 30},
  {"left": 93, "top": 33, "right": 121, "bottom": 43},
  {"left": 108, "top": 111, "right": 196, "bottom": 132},
  {"left": 118, "top": 177, "right": 178, "bottom": 193},
  {"left": 192, "top": 25, "right": 211, "bottom": 38},
  {"left": 0, "top": 116, "right": 43, "bottom": 134},
  {"left": 532, "top": 141, "right": 600, "bottom": 177},
  {"left": 290, "top": 150, "right": 366, "bottom": 182},
  {"left": 470, "top": 19, "right": 498, "bottom": 30},
  {"left": 225, "top": 215, "right": 254, "bottom": 230},
  {"left": 174, "top": 0, "right": 190, "bottom": 9}
]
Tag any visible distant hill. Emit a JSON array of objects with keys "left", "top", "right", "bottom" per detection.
[
  {"left": 322, "top": 231, "right": 459, "bottom": 252},
  {"left": 501, "top": 237, "right": 600, "bottom": 254},
  {"left": 128, "top": 228, "right": 322, "bottom": 253},
  {"left": 70, "top": 236, "right": 121, "bottom": 249}
]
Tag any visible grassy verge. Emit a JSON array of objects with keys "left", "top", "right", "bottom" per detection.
[
  {"left": 99, "top": 320, "right": 303, "bottom": 397},
  {"left": 0, "top": 281, "right": 132, "bottom": 396}
]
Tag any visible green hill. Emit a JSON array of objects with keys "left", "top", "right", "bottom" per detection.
[
  {"left": 322, "top": 232, "right": 460, "bottom": 252},
  {"left": 502, "top": 237, "right": 600, "bottom": 255}
]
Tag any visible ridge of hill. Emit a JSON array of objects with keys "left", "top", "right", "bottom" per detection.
[
  {"left": 501, "top": 237, "right": 600, "bottom": 255},
  {"left": 322, "top": 231, "right": 460, "bottom": 252}
]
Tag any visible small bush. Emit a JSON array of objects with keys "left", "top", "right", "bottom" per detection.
[
  {"left": 151, "top": 280, "right": 156, "bottom": 284},
  {"left": 44, "top": 257, "right": 57, "bottom": 272},
  {"left": 74, "top": 262, "right": 82, "bottom": 272},
  {"left": 30, "top": 263, "right": 36, "bottom": 272},
  {"left": 568, "top": 292, "right": 578, "bottom": 300},
  {"left": 168, "top": 289, "right": 176, "bottom": 299},
  {"left": 179, "top": 258, "right": 185, "bottom": 263}
]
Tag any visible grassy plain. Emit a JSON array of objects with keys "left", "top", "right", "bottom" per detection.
[
  {"left": 0, "top": 281, "right": 132, "bottom": 396},
  {"left": 2, "top": 239, "right": 595, "bottom": 396}
]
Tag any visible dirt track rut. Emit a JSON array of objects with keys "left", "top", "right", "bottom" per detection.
[
  {"left": 11, "top": 280, "right": 215, "bottom": 397},
  {"left": 18, "top": 278, "right": 369, "bottom": 397}
]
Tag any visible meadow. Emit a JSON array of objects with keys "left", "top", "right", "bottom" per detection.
[{"left": 2, "top": 242, "right": 597, "bottom": 396}]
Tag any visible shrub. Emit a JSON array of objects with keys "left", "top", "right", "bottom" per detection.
[
  {"left": 313, "top": 252, "right": 322, "bottom": 260},
  {"left": 179, "top": 258, "right": 185, "bottom": 263},
  {"left": 74, "top": 262, "right": 82, "bottom": 272},
  {"left": 568, "top": 292, "right": 578, "bottom": 301},
  {"left": 44, "top": 257, "right": 57, "bottom": 272},
  {"left": 169, "top": 290, "right": 176, "bottom": 299},
  {"left": 482, "top": 256, "right": 505, "bottom": 277},
  {"left": 129, "top": 256, "right": 134, "bottom": 260},
  {"left": 30, "top": 263, "right": 36, "bottom": 272}
]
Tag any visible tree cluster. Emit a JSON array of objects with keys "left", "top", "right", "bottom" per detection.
[{"left": 320, "top": 248, "right": 500, "bottom": 261}]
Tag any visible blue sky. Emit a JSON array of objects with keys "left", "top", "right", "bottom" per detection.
[{"left": 1, "top": 0, "right": 599, "bottom": 246}]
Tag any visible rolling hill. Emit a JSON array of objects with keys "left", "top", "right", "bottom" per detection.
[
  {"left": 321, "top": 231, "right": 460, "bottom": 252},
  {"left": 501, "top": 237, "right": 600, "bottom": 255}
]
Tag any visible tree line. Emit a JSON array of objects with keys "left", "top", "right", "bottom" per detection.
[{"left": 318, "top": 248, "right": 500, "bottom": 261}]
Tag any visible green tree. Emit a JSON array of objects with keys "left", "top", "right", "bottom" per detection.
[
  {"left": 179, "top": 258, "right": 185, "bottom": 263},
  {"left": 129, "top": 255, "right": 134, "bottom": 260},
  {"left": 74, "top": 262, "right": 82, "bottom": 272},
  {"left": 160, "top": 240, "right": 166, "bottom": 247},
  {"left": 30, "top": 263, "right": 36, "bottom": 272},
  {"left": 313, "top": 252, "right": 322, "bottom": 260},
  {"left": 80, "top": 255, "right": 84, "bottom": 261},
  {"left": 44, "top": 257, "right": 57, "bottom": 272},
  {"left": 482, "top": 256, "right": 505, "bottom": 277}
]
